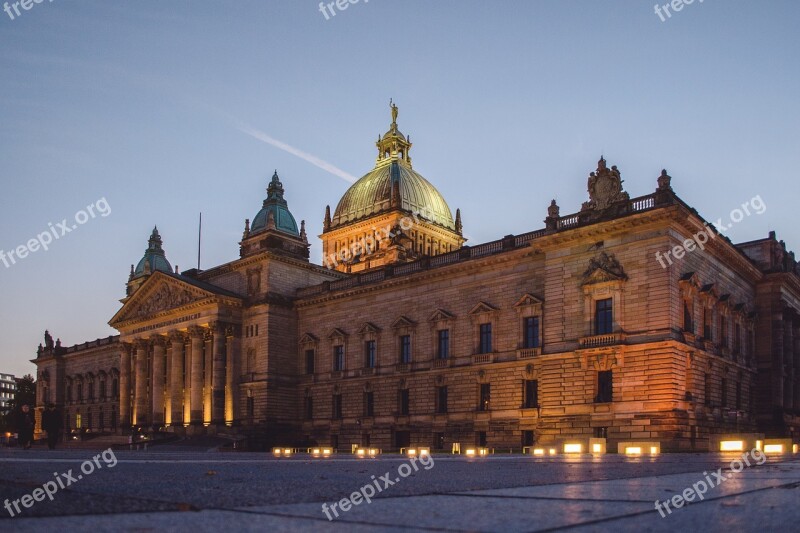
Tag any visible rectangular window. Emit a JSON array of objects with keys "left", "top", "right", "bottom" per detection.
[
  {"left": 436, "top": 386, "right": 448, "bottom": 414},
  {"left": 524, "top": 379, "right": 539, "bottom": 408},
  {"left": 363, "top": 391, "right": 374, "bottom": 417},
  {"left": 684, "top": 302, "right": 694, "bottom": 333},
  {"left": 735, "top": 381, "right": 742, "bottom": 410},
  {"left": 332, "top": 394, "right": 342, "bottom": 419},
  {"left": 596, "top": 370, "right": 613, "bottom": 403},
  {"left": 437, "top": 329, "right": 450, "bottom": 359},
  {"left": 477, "top": 431, "right": 487, "bottom": 447},
  {"left": 721, "top": 378, "right": 728, "bottom": 408},
  {"left": 305, "top": 349, "right": 315, "bottom": 374},
  {"left": 720, "top": 316, "right": 728, "bottom": 348},
  {"left": 398, "top": 389, "right": 410, "bottom": 415},
  {"left": 479, "top": 383, "right": 491, "bottom": 411},
  {"left": 434, "top": 432, "right": 445, "bottom": 450},
  {"left": 734, "top": 322, "right": 742, "bottom": 352},
  {"left": 399, "top": 335, "right": 412, "bottom": 364},
  {"left": 304, "top": 397, "right": 313, "bottom": 420},
  {"left": 704, "top": 373, "right": 711, "bottom": 406},
  {"left": 333, "top": 345, "right": 344, "bottom": 371},
  {"left": 523, "top": 317, "right": 540, "bottom": 349},
  {"left": 595, "top": 299, "right": 613, "bottom": 335},
  {"left": 703, "top": 308, "right": 713, "bottom": 340},
  {"left": 365, "top": 340, "right": 376, "bottom": 368},
  {"left": 247, "top": 397, "right": 254, "bottom": 418},
  {"left": 522, "top": 430, "right": 535, "bottom": 447},
  {"left": 479, "top": 323, "right": 492, "bottom": 353}
]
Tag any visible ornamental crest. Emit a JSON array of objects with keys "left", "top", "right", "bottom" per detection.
[{"left": 582, "top": 157, "right": 630, "bottom": 212}]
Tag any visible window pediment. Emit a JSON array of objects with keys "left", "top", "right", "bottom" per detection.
[{"left": 581, "top": 252, "right": 627, "bottom": 286}]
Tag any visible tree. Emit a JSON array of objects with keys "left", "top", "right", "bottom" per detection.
[{"left": 5, "top": 374, "right": 36, "bottom": 419}]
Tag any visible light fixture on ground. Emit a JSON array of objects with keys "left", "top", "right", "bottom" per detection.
[
  {"left": 272, "top": 447, "right": 293, "bottom": 457},
  {"left": 404, "top": 447, "right": 430, "bottom": 458},
  {"left": 618, "top": 441, "right": 660, "bottom": 456},
  {"left": 465, "top": 447, "right": 489, "bottom": 457},
  {"left": 311, "top": 447, "right": 333, "bottom": 458},
  {"left": 356, "top": 448, "right": 380, "bottom": 458}
]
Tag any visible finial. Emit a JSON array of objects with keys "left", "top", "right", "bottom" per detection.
[
  {"left": 300, "top": 220, "right": 308, "bottom": 243},
  {"left": 455, "top": 208, "right": 463, "bottom": 235},
  {"left": 390, "top": 98, "right": 398, "bottom": 124},
  {"left": 324, "top": 205, "right": 332, "bottom": 232},
  {"left": 175, "top": 265, "right": 179, "bottom": 274}
]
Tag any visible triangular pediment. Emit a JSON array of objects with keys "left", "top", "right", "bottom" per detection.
[
  {"left": 428, "top": 309, "right": 455, "bottom": 323},
  {"left": 469, "top": 301, "right": 498, "bottom": 316},
  {"left": 299, "top": 333, "right": 318, "bottom": 345},
  {"left": 109, "top": 272, "right": 220, "bottom": 327},
  {"left": 391, "top": 316, "right": 416, "bottom": 329},
  {"left": 514, "top": 293, "right": 543, "bottom": 308},
  {"left": 581, "top": 252, "right": 627, "bottom": 286},
  {"left": 328, "top": 328, "right": 348, "bottom": 340},
  {"left": 358, "top": 322, "right": 382, "bottom": 335}
]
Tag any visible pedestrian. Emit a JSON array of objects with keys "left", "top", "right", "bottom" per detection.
[
  {"left": 41, "top": 403, "right": 63, "bottom": 450},
  {"left": 16, "top": 404, "right": 35, "bottom": 449}
]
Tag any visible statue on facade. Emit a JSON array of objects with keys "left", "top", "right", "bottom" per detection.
[
  {"left": 582, "top": 157, "right": 630, "bottom": 212},
  {"left": 44, "top": 330, "right": 54, "bottom": 351}
]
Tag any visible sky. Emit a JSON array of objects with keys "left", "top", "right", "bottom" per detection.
[{"left": 0, "top": 0, "right": 798, "bottom": 377}]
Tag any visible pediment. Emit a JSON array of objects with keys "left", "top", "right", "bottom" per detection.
[
  {"left": 428, "top": 309, "right": 455, "bottom": 323},
  {"left": 358, "top": 322, "right": 382, "bottom": 335},
  {"left": 514, "top": 293, "right": 543, "bottom": 308},
  {"left": 299, "top": 333, "right": 319, "bottom": 345},
  {"left": 110, "top": 273, "right": 217, "bottom": 326},
  {"left": 581, "top": 252, "right": 627, "bottom": 286},
  {"left": 391, "top": 316, "right": 416, "bottom": 329},
  {"left": 469, "top": 301, "right": 499, "bottom": 316},
  {"left": 328, "top": 328, "right": 348, "bottom": 340}
]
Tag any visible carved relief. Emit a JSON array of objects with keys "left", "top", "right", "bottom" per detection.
[
  {"left": 136, "top": 284, "right": 197, "bottom": 318},
  {"left": 582, "top": 252, "right": 627, "bottom": 285},
  {"left": 582, "top": 157, "right": 630, "bottom": 212}
]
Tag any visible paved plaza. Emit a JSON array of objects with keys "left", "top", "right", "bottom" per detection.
[{"left": 1, "top": 443, "right": 798, "bottom": 532}]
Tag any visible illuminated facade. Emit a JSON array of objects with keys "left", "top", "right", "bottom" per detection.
[{"left": 32, "top": 106, "right": 800, "bottom": 451}]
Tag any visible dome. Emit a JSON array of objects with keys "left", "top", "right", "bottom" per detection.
[
  {"left": 331, "top": 160, "right": 456, "bottom": 230},
  {"left": 134, "top": 227, "right": 172, "bottom": 277},
  {"left": 250, "top": 171, "right": 299, "bottom": 236}
]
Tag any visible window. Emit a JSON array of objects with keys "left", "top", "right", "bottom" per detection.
[
  {"left": 99, "top": 381, "right": 106, "bottom": 400},
  {"left": 246, "top": 397, "right": 255, "bottom": 418},
  {"left": 522, "top": 430, "right": 534, "bottom": 447},
  {"left": 524, "top": 379, "right": 539, "bottom": 408},
  {"left": 332, "top": 394, "right": 342, "bottom": 419},
  {"left": 333, "top": 345, "right": 344, "bottom": 371},
  {"left": 523, "top": 317, "right": 540, "bottom": 349},
  {"left": 477, "top": 431, "right": 487, "bottom": 447},
  {"left": 734, "top": 323, "right": 742, "bottom": 353},
  {"left": 721, "top": 378, "right": 728, "bottom": 408},
  {"left": 479, "top": 383, "right": 491, "bottom": 411},
  {"left": 595, "top": 299, "right": 613, "bottom": 335},
  {"left": 77, "top": 384, "right": 83, "bottom": 402},
  {"left": 703, "top": 308, "right": 713, "bottom": 340},
  {"left": 704, "top": 374, "right": 711, "bottom": 406},
  {"left": 398, "top": 389, "right": 410, "bottom": 415},
  {"left": 111, "top": 408, "right": 117, "bottom": 430},
  {"left": 305, "top": 349, "right": 315, "bottom": 374},
  {"left": 304, "top": 396, "right": 313, "bottom": 420},
  {"left": 99, "top": 408, "right": 104, "bottom": 430},
  {"left": 112, "top": 379, "right": 118, "bottom": 398},
  {"left": 720, "top": 315, "right": 728, "bottom": 348},
  {"left": 735, "top": 381, "right": 742, "bottom": 410},
  {"left": 66, "top": 385, "right": 72, "bottom": 403},
  {"left": 363, "top": 391, "right": 374, "bottom": 417},
  {"left": 75, "top": 413, "right": 82, "bottom": 429},
  {"left": 434, "top": 432, "right": 445, "bottom": 450},
  {"left": 683, "top": 302, "right": 694, "bottom": 332},
  {"left": 479, "top": 323, "right": 492, "bottom": 353},
  {"left": 399, "top": 335, "right": 411, "bottom": 364},
  {"left": 596, "top": 370, "right": 613, "bottom": 403},
  {"left": 436, "top": 386, "right": 448, "bottom": 414},
  {"left": 437, "top": 329, "right": 450, "bottom": 359},
  {"left": 365, "top": 340, "right": 376, "bottom": 368}
]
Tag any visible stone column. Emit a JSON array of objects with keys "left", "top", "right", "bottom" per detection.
[
  {"left": 793, "top": 317, "right": 800, "bottom": 411},
  {"left": 212, "top": 324, "right": 226, "bottom": 425},
  {"left": 170, "top": 332, "right": 185, "bottom": 426},
  {"left": 134, "top": 340, "right": 149, "bottom": 426},
  {"left": 225, "top": 325, "right": 240, "bottom": 425},
  {"left": 164, "top": 337, "right": 172, "bottom": 426},
  {"left": 188, "top": 326, "right": 205, "bottom": 425},
  {"left": 784, "top": 313, "right": 794, "bottom": 410},
  {"left": 151, "top": 336, "right": 166, "bottom": 426},
  {"left": 204, "top": 329, "right": 213, "bottom": 424},
  {"left": 119, "top": 343, "right": 132, "bottom": 428}
]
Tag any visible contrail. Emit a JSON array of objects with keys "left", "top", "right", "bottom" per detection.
[{"left": 236, "top": 122, "right": 357, "bottom": 184}]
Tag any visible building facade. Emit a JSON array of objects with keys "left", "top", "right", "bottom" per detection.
[
  {"left": 32, "top": 106, "right": 800, "bottom": 451},
  {"left": 0, "top": 373, "right": 16, "bottom": 415}
]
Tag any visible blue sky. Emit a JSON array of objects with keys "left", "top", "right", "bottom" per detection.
[{"left": 1, "top": 0, "right": 798, "bottom": 377}]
